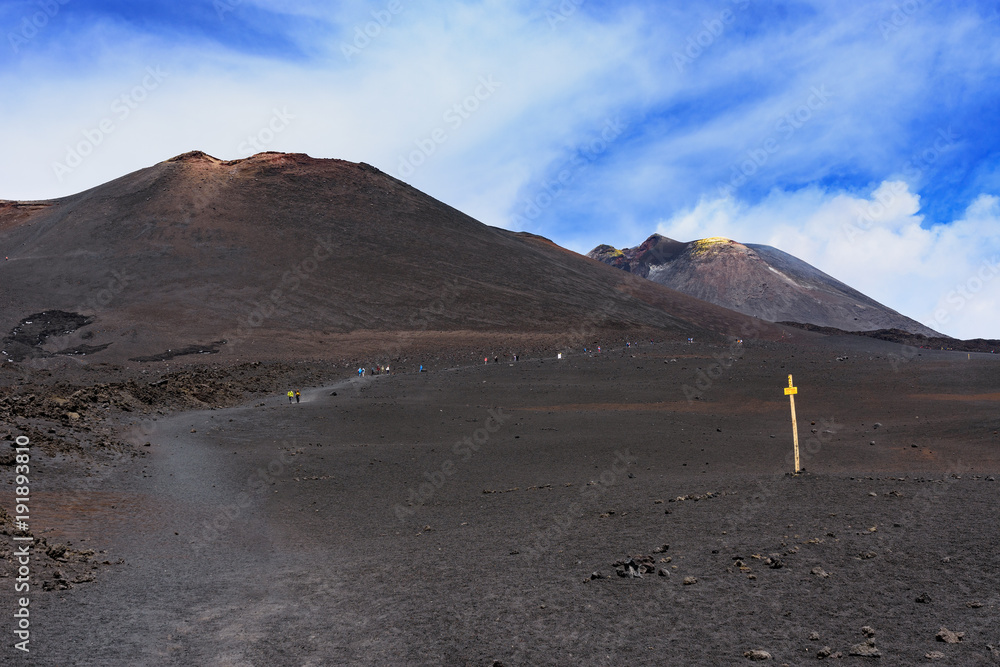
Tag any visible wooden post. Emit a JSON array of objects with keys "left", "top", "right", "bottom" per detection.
[{"left": 784, "top": 374, "right": 799, "bottom": 473}]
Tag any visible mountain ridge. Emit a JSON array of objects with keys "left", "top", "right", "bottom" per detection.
[
  {"left": 588, "top": 234, "right": 942, "bottom": 337},
  {"left": 0, "top": 152, "right": 786, "bottom": 363}
]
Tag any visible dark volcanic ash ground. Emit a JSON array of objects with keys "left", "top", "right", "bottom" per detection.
[{"left": 2, "top": 336, "right": 999, "bottom": 666}]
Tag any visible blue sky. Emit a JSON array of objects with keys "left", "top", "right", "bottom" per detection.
[{"left": 2, "top": 0, "right": 999, "bottom": 338}]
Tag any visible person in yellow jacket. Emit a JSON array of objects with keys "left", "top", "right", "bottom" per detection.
[
  {"left": 287, "top": 390, "right": 294, "bottom": 404},
  {"left": 295, "top": 391, "right": 300, "bottom": 403}
]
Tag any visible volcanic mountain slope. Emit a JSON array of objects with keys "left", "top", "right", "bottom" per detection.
[
  {"left": 589, "top": 234, "right": 941, "bottom": 336},
  {"left": 0, "top": 152, "right": 782, "bottom": 363}
]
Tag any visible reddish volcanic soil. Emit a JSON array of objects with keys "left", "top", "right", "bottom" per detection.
[
  {"left": 0, "top": 152, "right": 784, "bottom": 365},
  {"left": 2, "top": 335, "right": 999, "bottom": 666}
]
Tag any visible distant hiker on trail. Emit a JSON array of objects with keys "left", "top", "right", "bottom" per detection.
[
  {"left": 295, "top": 391, "right": 300, "bottom": 403},
  {"left": 358, "top": 367, "right": 364, "bottom": 377},
  {"left": 287, "top": 390, "right": 294, "bottom": 403}
]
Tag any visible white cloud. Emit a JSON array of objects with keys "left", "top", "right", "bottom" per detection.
[
  {"left": 2, "top": 1, "right": 998, "bottom": 342},
  {"left": 655, "top": 184, "right": 1000, "bottom": 340}
]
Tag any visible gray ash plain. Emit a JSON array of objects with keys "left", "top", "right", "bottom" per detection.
[{"left": 3, "top": 337, "right": 1000, "bottom": 665}]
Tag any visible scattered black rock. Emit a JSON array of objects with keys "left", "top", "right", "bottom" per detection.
[
  {"left": 743, "top": 649, "right": 771, "bottom": 660},
  {"left": 668, "top": 491, "right": 723, "bottom": 502},
  {"left": 45, "top": 543, "right": 68, "bottom": 561},
  {"left": 915, "top": 592, "right": 932, "bottom": 603},
  {"left": 1, "top": 310, "right": 105, "bottom": 361},
  {"left": 129, "top": 340, "right": 227, "bottom": 362},
  {"left": 848, "top": 639, "right": 880, "bottom": 657},
  {"left": 848, "top": 626, "right": 880, "bottom": 658},
  {"left": 613, "top": 555, "right": 656, "bottom": 578},
  {"left": 935, "top": 627, "right": 963, "bottom": 643}
]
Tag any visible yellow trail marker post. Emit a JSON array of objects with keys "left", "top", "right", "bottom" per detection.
[{"left": 784, "top": 374, "right": 800, "bottom": 474}]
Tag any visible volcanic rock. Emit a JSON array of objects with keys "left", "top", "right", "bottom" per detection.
[
  {"left": 588, "top": 234, "right": 940, "bottom": 335},
  {"left": 935, "top": 627, "right": 963, "bottom": 643}
]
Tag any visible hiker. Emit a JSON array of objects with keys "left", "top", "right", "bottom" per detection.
[
  {"left": 358, "top": 367, "right": 364, "bottom": 377},
  {"left": 287, "top": 390, "right": 294, "bottom": 403},
  {"left": 295, "top": 391, "right": 300, "bottom": 403}
]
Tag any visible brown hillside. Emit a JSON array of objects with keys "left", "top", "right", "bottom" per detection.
[{"left": 0, "top": 152, "right": 783, "bottom": 363}]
